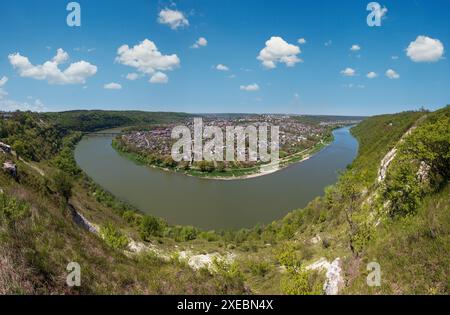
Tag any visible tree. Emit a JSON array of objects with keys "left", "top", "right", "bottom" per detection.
[
  {"left": 139, "top": 216, "right": 164, "bottom": 240},
  {"left": 53, "top": 171, "right": 73, "bottom": 203},
  {"left": 336, "top": 173, "right": 364, "bottom": 256}
]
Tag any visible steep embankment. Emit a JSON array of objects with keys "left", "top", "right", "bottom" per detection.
[{"left": 0, "top": 112, "right": 245, "bottom": 294}]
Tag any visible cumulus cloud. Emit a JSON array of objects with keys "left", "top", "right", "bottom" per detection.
[
  {"left": 0, "top": 98, "right": 46, "bottom": 112},
  {"left": 366, "top": 72, "right": 378, "bottom": 79},
  {"left": 240, "top": 83, "right": 259, "bottom": 91},
  {"left": 191, "top": 37, "right": 208, "bottom": 49},
  {"left": 298, "top": 38, "right": 306, "bottom": 44},
  {"left": 0, "top": 76, "right": 8, "bottom": 87},
  {"left": 385, "top": 69, "right": 400, "bottom": 79},
  {"left": 257, "top": 36, "right": 302, "bottom": 69},
  {"left": 8, "top": 48, "right": 97, "bottom": 85},
  {"left": 216, "top": 64, "right": 229, "bottom": 71},
  {"left": 341, "top": 67, "right": 356, "bottom": 77},
  {"left": 350, "top": 44, "right": 361, "bottom": 51},
  {"left": 104, "top": 82, "right": 122, "bottom": 90},
  {"left": 406, "top": 36, "right": 444, "bottom": 62},
  {"left": 0, "top": 76, "right": 8, "bottom": 99},
  {"left": 126, "top": 73, "right": 139, "bottom": 81},
  {"left": 116, "top": 39, "right": 180, "bottom": 84},
  {"left": 158, "top": 8, "right": 189, "bottom": 30},
  {"left": 149, "top": 72, "right": 169, "bottom": 84}
]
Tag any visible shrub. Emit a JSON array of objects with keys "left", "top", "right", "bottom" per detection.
[
  {"left": 248, "top": 260, "right": 273, "bottom": 277},
  {"left": 52, "top": 171, "right": 73, "bottom": 203},
  {"left": 100, "top": 223, "right": 129, "bottom": 250},
  {"left": 139, "top": 216, "right": 165, "bottom": 240},
  {"left": 0, "top": 194, "right": 30, "bottom": 224}
]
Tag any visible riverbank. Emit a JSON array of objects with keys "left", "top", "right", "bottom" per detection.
[
  {"left": 111, "top": 134, "right": 334, "bottom": 181},
  {"left": 75, "top": 126, "right": 358, "bottom": 229}
]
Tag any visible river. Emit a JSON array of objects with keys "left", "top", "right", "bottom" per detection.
[{"left": 74, "top": 126, "right": 358, "bottom": 230}]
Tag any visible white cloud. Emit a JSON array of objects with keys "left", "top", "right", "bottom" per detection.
[
  {"left": 366, "top": 71, "right": 378, "bottom": 79},
  {"left": 385, "top": 69, "right": 400, "bottom": 79},
  {"left": 391, "top": 56, "right": 399, "bottom": 60},
  {"left": 149, "top": 72, "right": 168, "bottom": 84},
  {"left": 240, "top": 83, "right": 260, "bottom": 91},
  {"left": 350, "top": 44, "right": 361, "bottom": 51},
  {"left": 0, "top": 98, "right": 46, "bottom": 112},
  {"left": 324, "top": 40, "right": 332, "bottom": 47},
  {"left": 406, "top": 36, "right": 444, "bottom": 62},
  {"left": 116, "top": 39, "right": 179, "bottom": 84},
  {"left": 341, "top": 67, "right": 356, "bottom": 77},
  {"left": 158, "top": 8, "right": 189, "bottom": 30},
  {"left": 191, "top": 37, "right": 208, "bottom": 49},
  {"left": 126, "top": 73, "right": 139, "bottom": 80},
  {"left": 104, "top": 82, "right": 122, "bottom": 90},
  {"left": 216, "top": 64, "right": 229, "bottom": 71},
  {"left": 298, "top": 38, "right": 306, "bottom": 45},
  {"left": 8, "top": 49, "right": 97, "bottom": 85},
  {"left": 257, "top": 36, "right": 302, "bottom": 69},
  {"left": 0, "top": 76, "right": 8, "bottom": 87},
  {"left": 0, "top": 76, "right": 8, "bottom": 99}
]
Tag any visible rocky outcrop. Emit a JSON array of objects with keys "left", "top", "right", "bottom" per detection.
[
  {"left": 307, "top": 257, "right": 344, "bottom": 295},
  {"left": 2, "top": 161, "right": 17, "bottom": 177},
  {"left": 68, "top": 204, "right": 99, "bottom": 234},
  {"left": 179, "top": 251, "right": 235, "bottom": 271},
  {"left": 0, "top": 142, "right": 11, "bottom": 154}
]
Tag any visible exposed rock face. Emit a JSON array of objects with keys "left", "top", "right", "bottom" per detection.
[
  {"left": 68, "top": 205, "right": 99, "bottom": 234},
  {"left": 2, "top": 161, "right": 17, "bottom": 177},
  {"left": 378, "top": 148, "right": 397, "bottom": 182},
  {"left": 307, "top": 257, "right": 344, "bottom": 295},
  {"left": 179, "top": 251, "right": 235, "bottom": 271},
  {"left": 0, "top": 142, "right": 12, "bottom": 154}
]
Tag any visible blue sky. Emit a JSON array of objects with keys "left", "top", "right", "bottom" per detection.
[{"left": 0, "top": 0, "right": 449, "bottom": 116}]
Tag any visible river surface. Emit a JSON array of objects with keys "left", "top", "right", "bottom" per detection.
[{"left": 74, "top": 126, "right": 358, "bottom": 230}]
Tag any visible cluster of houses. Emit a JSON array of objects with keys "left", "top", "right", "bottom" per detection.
[{"left": 121, "top": 115, "right": 330, "bottom": 161}]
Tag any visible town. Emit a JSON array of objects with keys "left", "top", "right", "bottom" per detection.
[{"left": 115, "top": 114, "right": 358, "bottom": 175}]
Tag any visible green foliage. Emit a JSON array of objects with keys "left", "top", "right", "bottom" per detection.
[
  {"left": 198, "top": 230, "right": 220, "bottom": 242},
  {"left": 52, "top": 171, "right": 73, "bottom": 202},
  {"left": 100, "top": 223, "right": 129, "bottom": 250},
  {"left": 165, "top": 225, "right": 199, "bottom": 242},
  {"left": 384, "top": 161, "right": 423, "bottom": 217},
  {"left": 198, "top": 161, "right": 215, "bottom": 173},
  {"left": 0, "top": 112, "right": 66, "bottom": 161},
  {"left": 383, "top": 106, "right": 450, "bottom": 218},
  {"left": 350, "top": 111, "right": 425, "bottom": 185},
  {"left": 248, "top": 260, "right": 273, "bottom": 277},
  {"left": 44, "top": 110, "right": 192, "bottom": 132},
  {"left": 277, "top": 244, "right": 322, "bottom": 295},
  {"left": 400, "top": 106, "right": 450, "bottom": 188},
  {"left": 139, "top": 215, "right": 165, "bottom": 240},
  {"left": 0, "top": 193, "right": 30, "bottom": 224},
  {"left": 53, "top": 132, "right": 82, "bottom": 176}
]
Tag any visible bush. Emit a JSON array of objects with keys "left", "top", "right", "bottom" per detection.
[
  {"left": 277, "top": 243, "right": 322, "bottom": 295},
  {"left": 100, "top": 223, "right": 129, "bottom": 250},
  {"left": 248, "top": 260, "right": 273, "bottom": 277},
  {"left": 198, "top": 161, "right": 215, "bottom": 173},
  {"left": 0, "top": 194, "right": 30, "bottom": 224},
  {"left": 139, "top": 216, "right": 165, "bottom": 240},
  {"left": 52, "top": 171, "right": 73, "bottom": 203}
]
